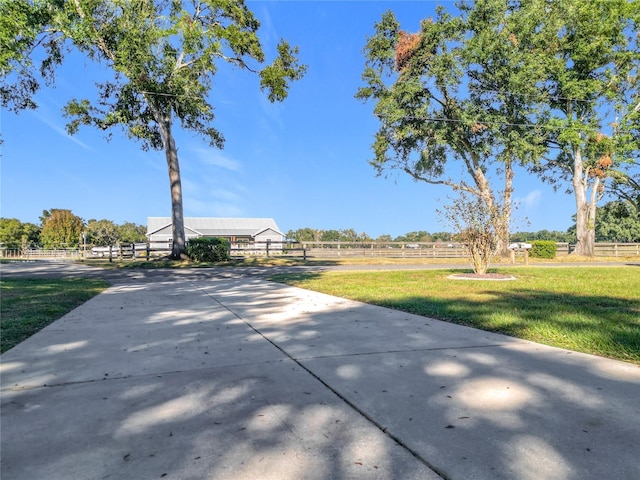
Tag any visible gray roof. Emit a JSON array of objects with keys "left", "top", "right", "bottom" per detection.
[{"left": 147, "top": 217, "right": 283, "bottom": 236}]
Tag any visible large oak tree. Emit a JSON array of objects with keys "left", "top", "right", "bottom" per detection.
[
  {"left": 528, "top": 0, "right": 639, "bottom": 256},
  {"left": 1, "top": 0, "right": 306, "bottom": 258},
  {"left": 356, "top": 1, "right": 548, "bottom": 256},
  {"left": 357, "top": 0, "right": 638, "bottom": 256}
]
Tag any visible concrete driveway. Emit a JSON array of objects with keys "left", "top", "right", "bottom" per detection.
[{"left": 1, "top": 262, "right": 639, "bottom": 479}]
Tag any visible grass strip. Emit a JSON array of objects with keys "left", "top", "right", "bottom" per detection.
[
  {"left": 1, "top": 278, "right": 109, "bottom": 353},
  {"left": 269, "top": 267, "right": 640, "bottom": 364}
]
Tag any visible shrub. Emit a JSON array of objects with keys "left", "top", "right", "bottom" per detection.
[
  {"left": 530, "top": 240, "right": 557, "bottom": 259},
  {"left": 186, "top": 237, "right": 230, "bottom": 262},
  {"left": 439, "top": 191, "right": 501, "bottom": 274}
]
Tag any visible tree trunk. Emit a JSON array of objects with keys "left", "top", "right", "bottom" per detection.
[
  {"left": 166, "top": 133, "right": 187, "bottom": 259},
  {"left": 572, "top": 147, "right": 595, "bottom": 256},
  {"left": 155, "top": 111, "right": 187, "bottom": 259},
  {"left": 497, "top": 159, "right": 514, "bottom": 257},
  {"left": 473, "top": 165, "right": 509, "bottom": 257},
  {"left": 144, "top": 96, "right": 187, "bottom": 259}
]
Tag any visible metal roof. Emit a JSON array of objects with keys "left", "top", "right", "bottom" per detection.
[{"left": 146, "top": 217, "right": 283, "bottom": 236}]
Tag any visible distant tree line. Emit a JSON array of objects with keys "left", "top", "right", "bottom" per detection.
[
  {"left": 286, "top": 228, "right": 458, "bottom": 243},
  {"left": 0, "top": 209, "right": 146, "bottom": 250},
  {"left": 2, "top": 200, "right": 638, "bottom": 251},
  {"left": 288, "top": 200, "right": 640, "bottom": 244}
]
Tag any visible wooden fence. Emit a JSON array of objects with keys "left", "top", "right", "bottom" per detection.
[
  {"left": 299, "top": 242, "right": 468, "bottom": 258},
  {"left": 0, "top": 249, "right": 80, "bottom": 260},
  {"left": 2, "top": 242, "right": 639, "bottom": 260},
  {"left": 591, "top": 243, "right": 640, "bottom": 257},
  {"left": 299, "top": 242, "right": 640, "bottom": 258}
]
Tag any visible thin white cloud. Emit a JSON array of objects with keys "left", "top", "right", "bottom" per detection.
[
  {"left": 183, "top": 167, "right": 248, "bottom": 218},
  {"left": 520, "top": 189, "right": 542, "bottom": 209},
  {"left": 191, "top": 147, "right": 243, "bottom": 172},
  {"left": 211, "top": 187, "right": 244, "bottom": 203},
  {"left": 185, "top": 197, "right": 245, "bottom": 217},
  {"left": 181, "top": 177, "right": 201, "bottom": 194},
  {"left": 32, "top": 111, "right": 91, "bottom": 150},
  {"left": 258, "top": 96, "right": 285, "bottom": 135}
]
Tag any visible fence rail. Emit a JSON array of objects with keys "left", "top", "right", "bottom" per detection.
[
  {"left": 2, "top": 242, "right": 639, "bottom": 260},
  {"left": 299, "top": 242, "right": 468, "bottom": 258},
  {"left": 592, "top": 243, "right": 640, "bottom": 257},
  {"left": 0, "top": 249, "right": 80, "bottom": 260}
]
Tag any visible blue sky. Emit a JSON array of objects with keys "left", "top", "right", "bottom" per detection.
[{"left": 1, "top": 0, "right": 578, "bottom": 238}]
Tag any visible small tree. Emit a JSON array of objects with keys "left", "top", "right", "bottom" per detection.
[{"left": 439, "top": 190, "right": 501, "bottom": 275}]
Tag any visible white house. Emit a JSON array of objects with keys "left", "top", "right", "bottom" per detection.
[{"left": 146, "top": 217, "right": 285, "bottom": 249}]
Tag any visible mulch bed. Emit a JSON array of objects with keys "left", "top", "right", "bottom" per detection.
[{"left": 448, "top": 273, "right": 516, "bottom": 281}]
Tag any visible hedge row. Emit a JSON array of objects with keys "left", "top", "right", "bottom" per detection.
[
  {"left": 530, "top": 240, "right": 557, "bottom": 259},
  {"left": 186, "top": 237, "right": 230, "bottom": 262}
]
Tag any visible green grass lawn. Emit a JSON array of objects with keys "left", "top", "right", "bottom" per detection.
[
  {"left": 0, "top": 278, "right": 110, "bottom": 353},
  {"left": 270, "top": 267, "right": 640, "bottom": 364}
]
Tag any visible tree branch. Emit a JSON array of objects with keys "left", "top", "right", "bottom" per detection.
[
  {"left": 403, "top": 167, "right": 480, "bottom": 195},
  {"left": 71, "top": 0, "right": 116, "bottom": 63}
]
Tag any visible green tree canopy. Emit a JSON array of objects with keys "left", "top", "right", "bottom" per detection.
[
  {"left": 430, "top": 232, "right": 453, "bottom": 242},
  {"left": 356, "top": 1, "right": 549, "bottom": 255},
  {"left": 40, "top": 209, "right": 84, "bottom": 249},
  {"left": 21, "top": 222, "right": 41, "bottom": 248},
  {"left": 611, "top": 168, "right": 640, "bottom": 215},
  {"left": 287, "top": 227, "right": 319, "bottom": 242},
  {"left": 510, "top": 230, "right": 572, "bottom": 243},
  {"left": 595, "top": 201, "right": 640, "bottom": 242},
  {"left": 0, "top": 0, "right": 65, "bottom": 111},
  {"left": 357, "top": 0, "right": 638, "bottom": 257},
  {"left": 375, "top": 234, "right": 393, "bottom": 242},
  {"left": 395, "top": 231, "right": 431, "bottom": 242},
  {"left": 526, "top": 0, "right": 639, "bottom": 255},
  {"left": 85, "top": 219, "right": 119, "bottom": 246},
  {"left": 0, "top": 218, "right": 26, "bottom": 250},
  {"left": 0, "top": 218, "right": 41, "bottom": 249},
  {"left": 320, "top": 230, "right": 341, "bottom": 242},
  {"left": 118, "top": 222, "right": 147, "bottom": 243}
]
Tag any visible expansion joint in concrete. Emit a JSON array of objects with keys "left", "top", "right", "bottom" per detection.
[{"left": 199, "top": 286, "right": 450, "bottom": 480}]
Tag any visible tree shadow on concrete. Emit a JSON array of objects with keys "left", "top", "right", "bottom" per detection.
[
  {"left": 2, "top": 272, "right": 639, "bottom": 479},
  {"left": 0, "top": 276, "right": 437, "bottom": 480},
  {"left": 205, "top": 276, "right": 640, "bottom": 480}
]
